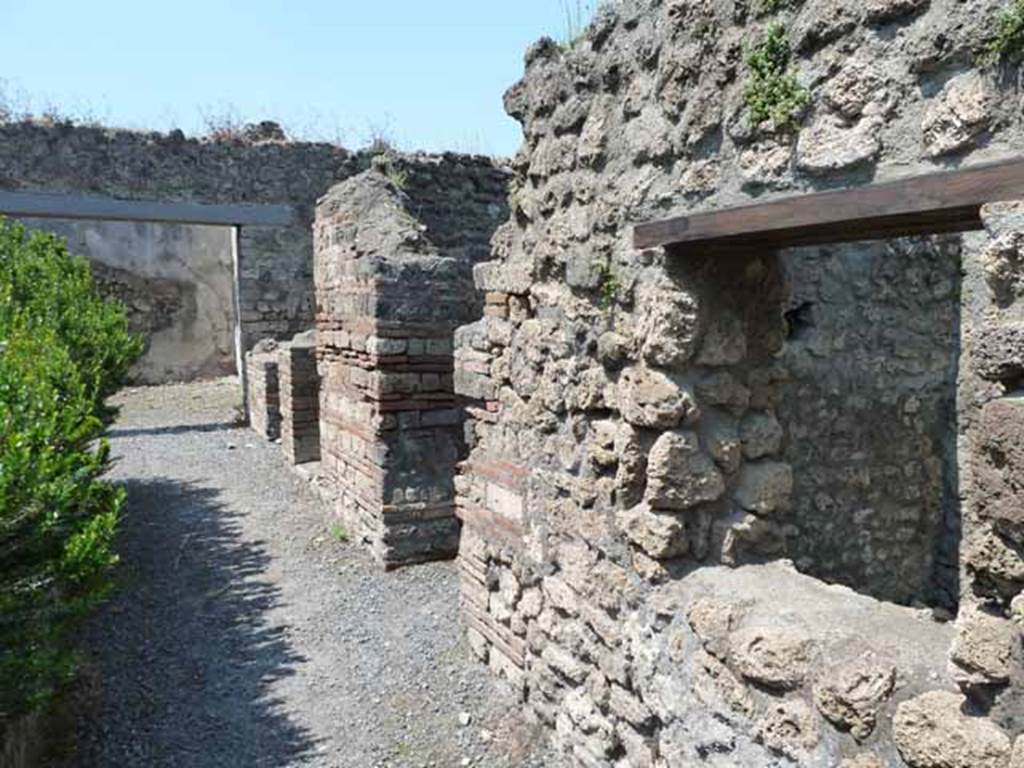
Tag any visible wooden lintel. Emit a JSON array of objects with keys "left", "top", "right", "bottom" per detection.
[
  {"left": 0, "top": 190, "right": 296, "bottom": 228},
  {"left": 633, "top": 157, "right": 1024, "bottom": 253}
]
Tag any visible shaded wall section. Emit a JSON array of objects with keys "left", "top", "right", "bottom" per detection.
[
  {"left": 21, "top": 217, "right": 235, "bottom": 383},
  {"left": 776, "top": 237, "right": 962, "bottom": 608}
]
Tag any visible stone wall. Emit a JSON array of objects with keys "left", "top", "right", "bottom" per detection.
[
  {"left": 452, "top": 1, "right": 1024, "bottom": 765},
  {"left": 314, "top": 157, "right": 510, "bottom": 568},
  {"left": 278, "top": 331, "right": 321, "bottom": 465},
  {"left": 0, "top": 122, "right": 360, "bottom": 354},
  {"left": 776, "top": 239, "right": 962, "bottom": 609},
  {"left": 20, "top": 217, "right": 235, "bottom": 383},
  {"left": 246, "top": 340, "right": 281, "bottom": 441}
]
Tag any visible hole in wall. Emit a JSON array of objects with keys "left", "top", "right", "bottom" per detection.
[{"left": 784, "top": 301, "right": 815, "bottom": 341}]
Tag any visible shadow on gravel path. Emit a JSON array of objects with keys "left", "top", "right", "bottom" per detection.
[{"left": 57, "top": 477, "right": 320, "bottom": 767}]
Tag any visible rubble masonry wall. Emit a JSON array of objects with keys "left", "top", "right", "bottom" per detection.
[{"left": 452, "top": 0, "right": 1024, "bottom": 765}]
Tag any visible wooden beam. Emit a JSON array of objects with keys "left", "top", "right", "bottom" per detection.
[
  {"left": 0, "top": 190, "right": 296, "bottom": 227},
  {"left": 633, "top": 157, "right": 1024, "bottom": 253}
]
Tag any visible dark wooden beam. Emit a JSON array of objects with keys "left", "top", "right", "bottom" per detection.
[
  {"left": 633, "top": 157, "right": 1024, "bottom": 253},
  {"left": 0, "top": 190, "right": 296, "bottom": 227}
]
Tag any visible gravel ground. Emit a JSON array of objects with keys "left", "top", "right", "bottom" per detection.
[{"left": 54, "top": 378, "right": 560, "bottom": 768}]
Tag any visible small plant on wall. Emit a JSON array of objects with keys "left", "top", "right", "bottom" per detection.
[
  {"left": 744, "top": 23, "right": 810, "bottom": 132},
  {"left": 558, "top": 0, "right": 598, "bottom": 49},
  {"left": 599, "top": 263, "right": 621, "bottom": 313},
  {"left": 982, "top": 0, "right": 1024, "bottom": 64}
]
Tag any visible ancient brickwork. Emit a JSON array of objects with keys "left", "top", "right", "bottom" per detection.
[
  {"left": 246, "top": 340, "right": 281, "bottom": 441},
  {"left": 278, "top": 331, "right": 321, "bottom": 465},
  {"left": 452, "top": 1, "right": 1024, "bottom": 765},
  {"left": 314, "top": 159, "right": 510, "bottom": 568}
]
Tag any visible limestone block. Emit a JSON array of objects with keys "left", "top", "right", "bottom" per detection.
[
  {"left": 646, "top": 430, "right": 725, "bottom": 511},
  {"left": 839, "top": 756, "right": 885, "bottom": 768},
  {"left": 823, "top": 54, "right": 888, "bottom": 118},
  {"left": 813, "top": 653, "right": 896, "bottom": 740},
  {"left": 730, "top": 626, "right": 815, "bottom": 690},
  {"left": 687, "top": 597, "right": 741, "bottom": 660},
  {"left": 950, "top": 606, "right": 1020, "bottom": 686},
  {"left": 922, "top": 73, "right": 991, "bottom": 158},
  {"left": 796, "top": 114, "right": 883, "bottom": 175},
  {"left": 794, "top": 0, "right": 860, "bottom": 52},
  {"left": 597, "top": 331, "right": 629, "bottom": 368},
  {"left": 614, "top": 422, "right": 648, "bottom": 508},
  {"left": 740, "top": 412, "right": 784, "bottom": 461},
  {"left": 634, "top": 283, "right": 701, "bottom": 368},
  {"left": 756, "top": 699, "right": 820, "bottom": 759},
  {"left": 625, "top": 106, "right": 674, "bottom": 165},
  {"left": 734, "top": 461, "right": 794, "bottom": 516},
  {"left": 972, "top": 323, "right": 1024, "bottom": 383},
  {"left": 696, "top": 371, "right": 751, "bottom": 414},
  {"left": 738, "top": 142, "right": 793, "bottom": 188},
  {"left": 618, "top": 502, "right": 688, "bottom": 560},
  {"left": 864, "top": 0, "right": 928, "bottom": 24},
  {"left": 577, "top": 106, "right": 608, "bottom": 166},
  {"left": 696, "top": 309, "right": 747, "bottom": 367},
  {"left": 565, "top": 251, "right": 604, "bottom": 290},
  {"left": 982, "top": 200, "right": 1024, "bottom": 241},
  {"left": 607, "top": 685, "right": 654, "bottom": 728},
  {"left": 976, "top": 396, "right": 1024, "bottom": 533},
  {"left": 589, "top": 419, "right": 619, "bottom": 469},
  {"left": 618, "top": 366, "right": 697, "bottom": 429},
  {"left": 1013, "top": 736, "right": 1024, "bottom": 768},
  {"left": 705, "top": 416, "right": 743, "bottom": 475},
  {"left": 473, "top": 261, "right": 533, "bottom": 295},
  {"left": 964, "top": 528, "right": 1024, "bottom": 595},
  {"left": 680, "top": 159, "right": 720, "bottom": 197},
  {"left": 893, "top": 690, "right": 1011, "bottom": 768}
]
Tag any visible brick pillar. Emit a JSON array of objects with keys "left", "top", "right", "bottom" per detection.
[
  {"left": 314, "top": 171, "right": 477, "bottom": 568},
  {"left": 246, "top": 341, "right": 281, "bottom": 440},
  {"left": 278, "top": 332, "right": 321, "bottom": 465}
]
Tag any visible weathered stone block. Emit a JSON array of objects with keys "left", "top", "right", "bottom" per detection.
[
  {"left": 813, "top": 653, "right": 896, "bottom": 740},
  {"left": 893, "top": 691, "right": 1011, "bottom": 768},
  {"left": 618, "top": 367, "right": 697, "bottom": 429},
  {"left": 645, "top": 430, "right": 725, "bottom": 511},
  {"left": 730, "top": 626, "right": 815, "bottom": 690},
  {"left": 734, "top": 461, "right": 794, "bottom": 516}
]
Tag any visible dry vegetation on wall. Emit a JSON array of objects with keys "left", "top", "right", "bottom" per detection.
[{"left": 0, "top": 221, "right": 141, "bottom": 746}]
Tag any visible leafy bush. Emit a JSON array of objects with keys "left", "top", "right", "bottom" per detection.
[
  {"left": 744, "top": 24, "right": 810, "bottom": 131},
  {"left": 0, "top": 220, "right": 141, "bottom": 724},
  {"left": 983, "top": 0, "right": 1024, "bottom": 64}
]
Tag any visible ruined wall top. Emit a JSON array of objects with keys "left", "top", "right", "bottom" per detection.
[{"left": 0, "top": 120, "right": 505, "bottom": 216}]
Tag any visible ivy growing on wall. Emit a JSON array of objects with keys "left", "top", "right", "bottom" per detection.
[
  {"left": 599, "top": 263, "right": 621, "bottom": 312},
  {"left": 982, "top": 0, "right": 1024, "bottom": 64},
  {"left": 744, "top": 24, "right": 810, "bottom": 131}
]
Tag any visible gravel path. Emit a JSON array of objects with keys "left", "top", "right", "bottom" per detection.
[{"left": 57, "top": 379, "right": 557, "bottom": 768}]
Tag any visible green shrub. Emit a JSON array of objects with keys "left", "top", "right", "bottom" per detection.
[
  {"left": 744, "top": 24, "right": 810, "bottom": 131},
  {"left": 983, "top": 0, "right": 1024, "bottom": 64},
  {"left": 0, "top": 219, "right": 141, "bottom": 724},
  {"left": 0, "top": 223, "right": 142, "bottom": 413}
]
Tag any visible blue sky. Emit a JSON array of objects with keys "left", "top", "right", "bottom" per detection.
[{"left": 1, "top": 2, "right": 598, "bottom": 157}]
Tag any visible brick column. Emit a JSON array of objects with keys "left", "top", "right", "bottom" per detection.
[
  {"left": 246, "top": 341, "right": 281, "bottom": 440},
  {"left": 278, "top": 332, "right": 321, "bottom": 465},
  {"left": 314, "top": 171, "right": 478, "bottom": 568}
]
